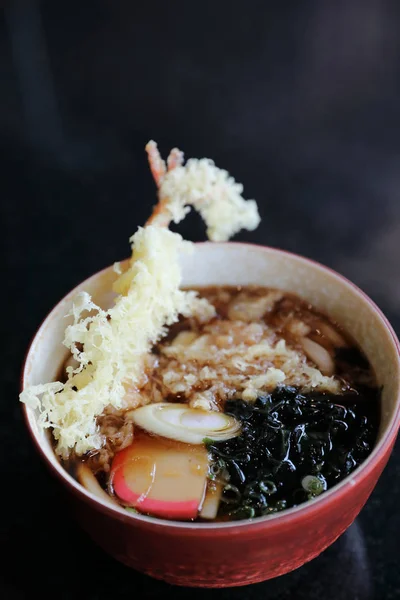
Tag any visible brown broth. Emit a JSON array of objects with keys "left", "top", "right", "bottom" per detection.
[{"left": 60, "top": 286, "right": 379, "bottom": 522}]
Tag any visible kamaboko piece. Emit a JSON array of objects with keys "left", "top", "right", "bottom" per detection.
[{"left": 111, "top": 435, "right": 209, "bottom": 519}]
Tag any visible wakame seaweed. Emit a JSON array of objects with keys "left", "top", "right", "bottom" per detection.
[{"left": 206, "top": 386, "right": 380, "bottom": 520}]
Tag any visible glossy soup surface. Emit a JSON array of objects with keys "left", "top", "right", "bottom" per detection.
[{"left": 60, "top": 286, "right": 380, "bottom": 522}]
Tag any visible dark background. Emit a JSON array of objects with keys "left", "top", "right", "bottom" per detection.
[{"left": 2, "top": 1, "right": 400, "bottom": 598}]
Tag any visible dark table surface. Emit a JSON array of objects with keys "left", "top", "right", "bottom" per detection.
[{"left": 2, "top": 1, "right": 400, "bottom": 598}]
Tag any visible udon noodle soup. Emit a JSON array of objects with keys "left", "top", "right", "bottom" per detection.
[
  {"left": 20, "top": 141, "right": 380, "bottom": 523},
  {"left": 66, "top": 285, "right": 380, "bottom": 521}
]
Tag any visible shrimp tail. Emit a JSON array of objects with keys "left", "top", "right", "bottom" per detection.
[
  {"left": 167, "top": 147, "right": 184, "bottom": 171},
  {"left": 145, "top": 140, "right": 167, "bottom": 188},
  {"left": 145, "top": 142, "right": 186, "bottom": 227}
]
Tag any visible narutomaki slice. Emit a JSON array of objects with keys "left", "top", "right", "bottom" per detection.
[{"left": 110, "top": 433, "right": 209, "bottom": 520}]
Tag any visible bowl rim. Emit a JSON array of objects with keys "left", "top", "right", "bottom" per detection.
[{"left": 21, "top": 241, "right": 400, "bottom": 534}]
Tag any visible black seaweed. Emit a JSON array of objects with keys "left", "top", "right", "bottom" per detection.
[{"left": 206, "top": 386, "right": 380, "bottom": 520}]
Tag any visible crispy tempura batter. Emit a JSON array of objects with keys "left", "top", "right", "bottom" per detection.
[
  {"left": 145, "top": 140, "right": 260, "bottom": 241},
  {"left": 20, "top": 141, "right": 260, "bottom": 457}
]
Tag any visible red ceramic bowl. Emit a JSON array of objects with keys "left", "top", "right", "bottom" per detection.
[{"left": 21, "top": 243, "right": 400, "bottom": 587}]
